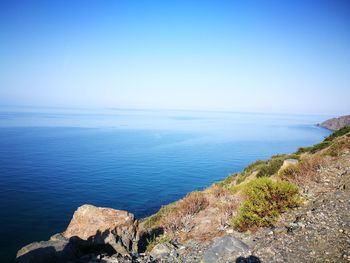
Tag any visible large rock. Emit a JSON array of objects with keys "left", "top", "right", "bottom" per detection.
[
  {"left": 63, "top": 204, "right": 139, "bottom": 256},
  {"left": 16, "top": 205, "right": 139, "bottom": 263},
  {"left": 15, "top": 234, "right": 80, "bottom": 263},
  {"left": 282, "top": 158, "right": 298, "bottom": 168},
  {"left": 201, "top": 235, "right": 250, "bottom": 263}
]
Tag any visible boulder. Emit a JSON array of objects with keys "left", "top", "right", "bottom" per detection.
[
  {"left": 63, "top": 204, "right": 139, "bottom": 256},
  {"left": 201, "top": 235, "right": 249, "bottom": 263},
  {"left": 16, "top": 205, "right": 139, "bottom": 263},
  {"left": 282, "top": 159, "right": 298, "bottom": 168},
  {"left": 15, "top": 235, "right": 80, "bottom": 263}
]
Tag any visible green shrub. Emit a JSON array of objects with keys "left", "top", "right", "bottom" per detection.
[
  {"left": 232, "top": 177, "right": 301, "bottom": 231},
  {"left": 295, "top": 141, "right": 331, "bottom": 154},
  {"left": 278, "top": 164, "right": 300, "bottom": 180},
  {"left": 324, "top": 126, "right": 350, "bottom": 142},
  {"left": 295, "top": 146, "right": 312, "bottom": 154},
  {"left": 146, "top": 234, "right": 172, "bottom": 252},
  {"left": 257, "top": 158, "right": 284, "bottom": 177},
  {"left": 243, "top": 160, "right": 267, "bottom": 174},
  {"left": 295, "top": 127, "right": 350, "bottom": 155},
  {"left": 236, "top": 160, "right": 267, "bottom": 185},
  {"left": 309, "top": 141, "right": 331, "bottom": 153}
]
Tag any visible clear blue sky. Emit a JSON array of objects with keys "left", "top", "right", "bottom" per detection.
[{"left": 0, "top": 0, "right": 349, "bottom": 114}]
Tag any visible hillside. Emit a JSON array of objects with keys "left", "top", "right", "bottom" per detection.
[
  {"left": 15, "top": 126, "right": 350, "bottom": 263},
  {"left": 319, "top": 115, "right": 350, "bottom": 131}
]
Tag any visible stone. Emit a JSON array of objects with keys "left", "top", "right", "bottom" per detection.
[
  {"left": 150, "top": 243, "right": 176, "bottom": 259},
  {"left": 63, "top": 204, "right": 139, "bottom": 256},
  {"left": 15, "top": 237, "right": 80, "bottom": 263},
  {"left": 201, "top": 235, "right": 249, "bottom": 263},
  {"left": 16, "top": 205, "right": 140, "bottom": 263},
  {"left": 282, "top": 159, "right": 299, "bottom": 168}
]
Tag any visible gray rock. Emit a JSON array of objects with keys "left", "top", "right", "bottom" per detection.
[
  {"left": 150, "top": 243, "right": 176, "bottom": 259},
  {"left": 201, "top": 235, "right": 249, "bottom": 263},
  {"left": 15, "top": 237, "right": 80, "bottom": 263},
  {"left": 16, "top": 204, "right": 139, "bottom": 263}
]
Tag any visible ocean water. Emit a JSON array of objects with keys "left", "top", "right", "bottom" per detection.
[{"left": 0, "top": 108, "right": 331, "bottom": 262}]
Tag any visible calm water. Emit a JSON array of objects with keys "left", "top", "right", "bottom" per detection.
[{"left": 0, "top": 108, "right": 331, "bottom": 262}]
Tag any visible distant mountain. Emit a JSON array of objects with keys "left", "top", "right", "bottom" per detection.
[{"left": 319, "top": 115, "right": 350, "bottom": 130}]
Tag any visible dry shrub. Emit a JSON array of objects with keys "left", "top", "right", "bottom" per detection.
[
  {"left": 278, "top": 164, "right": 300, "bottom": 182},
  {"left": 218, "top": 195, "right": 243, "bottom": 228},
  {"left": 160, "top": 212, "right": 184, "bottom": 233},
  {"left": 280, "top": 156, "right": 326, "bottom": 184},
  {"left": 325, "top": 138, "right": 350, "bottom": 157},
  {"left": 179, "top": 191, "right": 209, "bottom": 215},
  {"left": 211, "top": 184, "right": 231, "bottom": 198},
  {"left": 160, "top": 191, "right": 209, "bottom": 234}
]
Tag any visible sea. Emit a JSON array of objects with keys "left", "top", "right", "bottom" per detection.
[{"left": 0, "top": 108, "right": 331, "bottom": 262}]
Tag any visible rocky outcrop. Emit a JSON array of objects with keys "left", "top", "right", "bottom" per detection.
[
  {"left": 15, "top": 234, "right": 81, "bottom": 263},
  {"left": 201, "top": 236, "right": 250, "bottom": 263},
  {"left": 318, "top": 115, "right": 350, "bottom": 130},
  {"left": 16, "top": 205, "right": 139, "bottom": 263},
  {"left": 63, "top": 204, "right": 139, "bottom": 256},
  {"left": 150, "top": 243, "right": 177, "bottom": 259}
]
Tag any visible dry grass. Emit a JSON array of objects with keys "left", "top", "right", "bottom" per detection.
[
  {"left": 218, "top": 195, "right": 242, "bottom": 227},
  {"left": 324, "top": 137, "right": 350, "bottom": 157},
  {"left": 160, "top": 191, "right": 209, "bottom": 234},
  {"left": 279, "top": 155, "right": 327, "bottom": 184},
  {"left": 211, "top": 184, "right": 232, "bottom": 198},
  {"left": 180, "top": 191, "right": 209, "bottom": 215}
]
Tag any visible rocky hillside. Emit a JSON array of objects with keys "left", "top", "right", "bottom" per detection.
[
  {"left": 319, "top": 115, "right": 350, "bottom": 131},
  {"left": 15, "top": 127, "right": 350, "bottom": 263}
]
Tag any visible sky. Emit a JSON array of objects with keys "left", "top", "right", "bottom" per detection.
[{"left": 0, "top": 0, "right": 349, "bottom": 115}]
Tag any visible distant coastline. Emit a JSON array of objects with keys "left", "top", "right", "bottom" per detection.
[{"left": 318, "top": 115, "right": 350, "bottom": 131}]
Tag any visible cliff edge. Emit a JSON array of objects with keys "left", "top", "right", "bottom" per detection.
[{"left": 319, "top": 115, "right": 350, "bottom": 131}]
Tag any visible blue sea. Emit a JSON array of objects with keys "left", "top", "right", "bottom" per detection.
[{"left": 0, "top": 108, "right": 331, "bottom": 262}]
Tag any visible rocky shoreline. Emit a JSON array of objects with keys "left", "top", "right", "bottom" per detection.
[{"left": 15, "top": 123, "right": 350, "bottom": 263}]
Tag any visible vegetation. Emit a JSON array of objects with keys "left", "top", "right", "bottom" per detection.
[
  {"left": 296, "top": 141, "right": 331, "bottom": 154},
  {"left": 232, "top": 177, "right": 301, "bottom": 231},
  {"left": 143, "top": 127, "right": 350, "bottom": 236},
  {"left": 144, "top": 191, "right": 209, "bottom": 234},
  {"left": 143, "top": 202, "right": 179, "bottom": 229},
  {"left": 325, "top": 138, "right": 350, "bottom": 157},
  {"left": 278, "top": 156, "right": 326, "bottom": 184},
  {"left": 216, "top": 173, "right": 238, "bottom": 188},
  {"left": 257, "top": 158, "right": 284, "bottom": 177},
  {"left": 278, "top": 164, "right": 300, "bottom": 179},
  {"left": 324, "top": 126, "right": 350, "bottom": 141},
  {"left": 296, "top": 126, "right": 350, "bottom": 155},
  {"left": 146, "top": 234, "right": 172, "bottom": 252},
  {"left": 179, "top": 191, "right": 209, "bottom": 215}
]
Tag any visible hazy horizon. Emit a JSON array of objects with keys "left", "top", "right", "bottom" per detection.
[{"left": 1, "top": 0, "right": 349, "bottom": 115}]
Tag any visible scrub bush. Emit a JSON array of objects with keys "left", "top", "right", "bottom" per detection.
[{"left": 232, "top": 177, "right": 301, "bottom": 231}]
